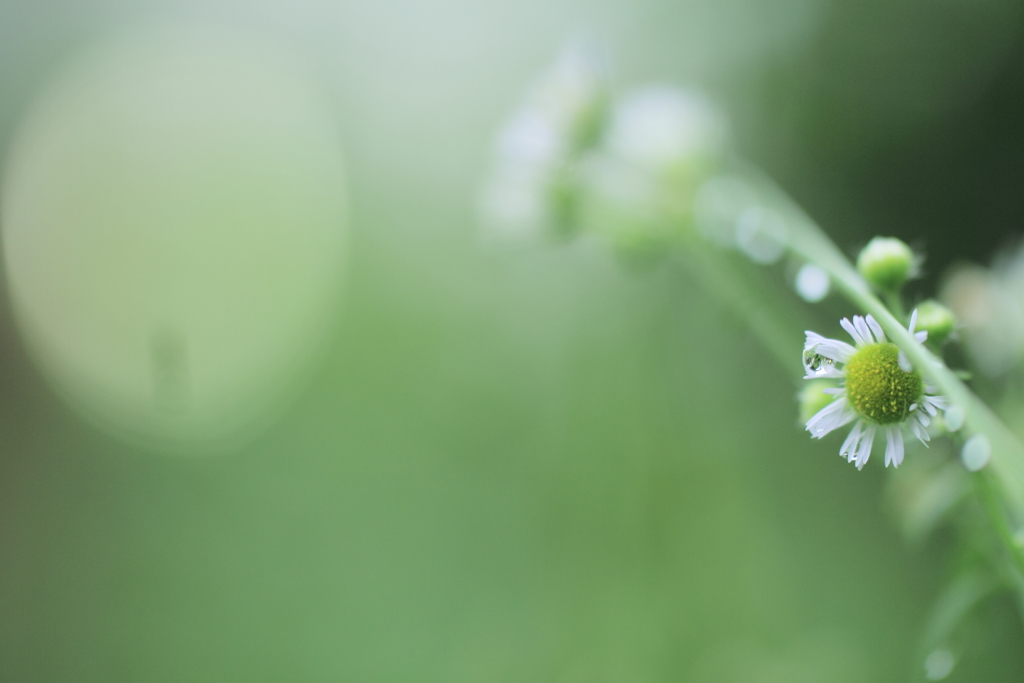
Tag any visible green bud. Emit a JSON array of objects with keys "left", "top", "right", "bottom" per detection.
[
  {"left": 798, "top": 380, "right": 838, "bottom": 424},
  {"left": 857, "top": 237, "right": 914, "bottom": 291},
  {"left": 915, "top": 299, "right": 956, "bottom": 345}
]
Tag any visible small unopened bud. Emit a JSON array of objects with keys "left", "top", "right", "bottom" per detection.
[
  {"left": 915, "top": 299, "right": 956, "bottom": 345},
  {"left": 857, "top": 237, "right": 915, "bottom": 291}
]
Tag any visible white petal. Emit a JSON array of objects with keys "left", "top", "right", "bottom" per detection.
[
  {"left": 803, "top": 333, "right": 853, "bottom": 377},
  {"left": 898, "top": 350, "right": 913, "bottom": 373},
  {"left": 806, "top": 397, "right": 856, "bottom": 438},
  {"left": 840, "top": 420, "right": 864, "bottom": 460},
  {"left": 823, "top": 387, "right": 845, "bottom": 395},
  {"left": 855, "top": 425, "right": 876, "bottom": 470},
  {"left": 915, "top": 331, "right": 928, "bottom": 343},
  {"left": 803, "top": 367, "right": 844, "bottom": 380},
  {"left": 841, "top": 318, "right": 867, "bottom": 346},
  {"left": 885, "top": 427, "right": 904, "bottom": 467},
  {"left": 854, "top": 316, "right": 874, "bottom": 345},
  {"left": 866, "top": 315, "right": 886, "bottom": 343},
  {"left": 818, "top": 339, "right": 856, "bottom": 363},
  {"left": 910, "top": 415, "right": 930, "bottom": 445},
  {"left": 804, "top": 331, "right": 827, "bottom": 352},
  {"left": 804, "top": 332, "right": 856, "bottom": 363},
  {"left": 892, "top": 428, "right": 905, "bottom": 466},
  {"left": 924, "top": 395, "right": 948, "bottom": 411},
  {"left": 908, "top": 309, "right": 919, "bottom": 334}
]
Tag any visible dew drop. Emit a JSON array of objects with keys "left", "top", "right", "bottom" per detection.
[{"left": 802, "top": 349, "right": 834, "bottom": 376}]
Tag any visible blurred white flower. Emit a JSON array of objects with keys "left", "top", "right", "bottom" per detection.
[
  {"left": 579, "top": 85, "right": 730, "bottom": 254},
  {"left": 481, "top": 48, "right": 731, "bottom": 257},
  {"left": 604, "top": 86, "right": 728, "bottom": 172},
  {"left": 480, "top": 42, "right": 610, "bottom": 244}
]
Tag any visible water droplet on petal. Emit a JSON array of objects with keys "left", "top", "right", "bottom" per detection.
[{"left": 802, "top": 348, "right": 835, "bottom": 376}]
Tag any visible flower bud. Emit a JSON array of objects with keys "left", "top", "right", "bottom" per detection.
[
  {"left": 857, "top": 237, "right": 914, "bottom": 291},
  {"left": 914, "top": 299, "right": 956, "bottom": 345}
]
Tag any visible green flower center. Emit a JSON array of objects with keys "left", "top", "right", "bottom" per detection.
[{"left": 844, "top": 343, "right": 922, "bottom": 425}]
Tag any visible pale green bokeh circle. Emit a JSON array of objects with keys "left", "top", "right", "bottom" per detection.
[{"left": 1, "top": 28, "right": 348, "bottom": 452}]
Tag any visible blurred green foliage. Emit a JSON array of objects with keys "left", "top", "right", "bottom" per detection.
[{"left": 2, "top": 0, "right": 1024, "bottom": 680}]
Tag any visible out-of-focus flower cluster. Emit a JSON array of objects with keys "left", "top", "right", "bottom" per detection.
[
  {"left": 479, "top": 43, "right": 612, "bottom": 244},
  {"left": 487, "top": 41, "right": 1024, "bottom": 668},
  {"left": 941, "top": 242, "right": 1024, "bottom": 378},
  {"left": 579, "top": 86, "right": 728, "bottom": 255},
  {"left": 480, "top": 44, "right": 731, "bottom": 258},
  {"left": 481, "top": 42, "right": 843, "bottom": 311}
]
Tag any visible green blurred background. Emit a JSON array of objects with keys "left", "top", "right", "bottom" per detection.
[{"left": 2, "top": 0, "right": 1024, "bottom": 680}]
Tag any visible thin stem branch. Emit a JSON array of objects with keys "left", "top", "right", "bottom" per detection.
[
  {"left": 739, "top": 164, "right": 1024, "bottom": 524},
  {"left": 883, "top": 289, "right": 907, "bottom": 324}
]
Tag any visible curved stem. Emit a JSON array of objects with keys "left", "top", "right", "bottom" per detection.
[
  {"left": 883, "top": 289, "right": 907, "bottom": 324},
  {"left": 738, "top": 164, "right": 1024, "bottom": 523}
]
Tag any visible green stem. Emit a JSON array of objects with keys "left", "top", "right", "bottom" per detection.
[
  {"left": 738, "top": 164, "right": 1024, "bottom": 524},
  {"left": 883, "top": 289, "right": 907, "bottom": 324}
]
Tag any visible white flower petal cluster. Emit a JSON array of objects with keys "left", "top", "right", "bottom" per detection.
[
  {"left": 479, "top": 43, "right": 610, "bottom": 244},
  {"left": 803, "top": 311, "right": 947, "bottom": 470},
  {"left": 602, "top": 87, "right": 727, "bottom": 172},
  {"left": 942, "top": 245, "right": 1024, "bottom": 377},
  {"left": 481, "top": 47, "right": 730, "bottom": 253}
]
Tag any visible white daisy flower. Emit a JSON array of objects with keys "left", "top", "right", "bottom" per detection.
[{"left": 803, "top": 311, "right": 948, "bottom": 470}]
